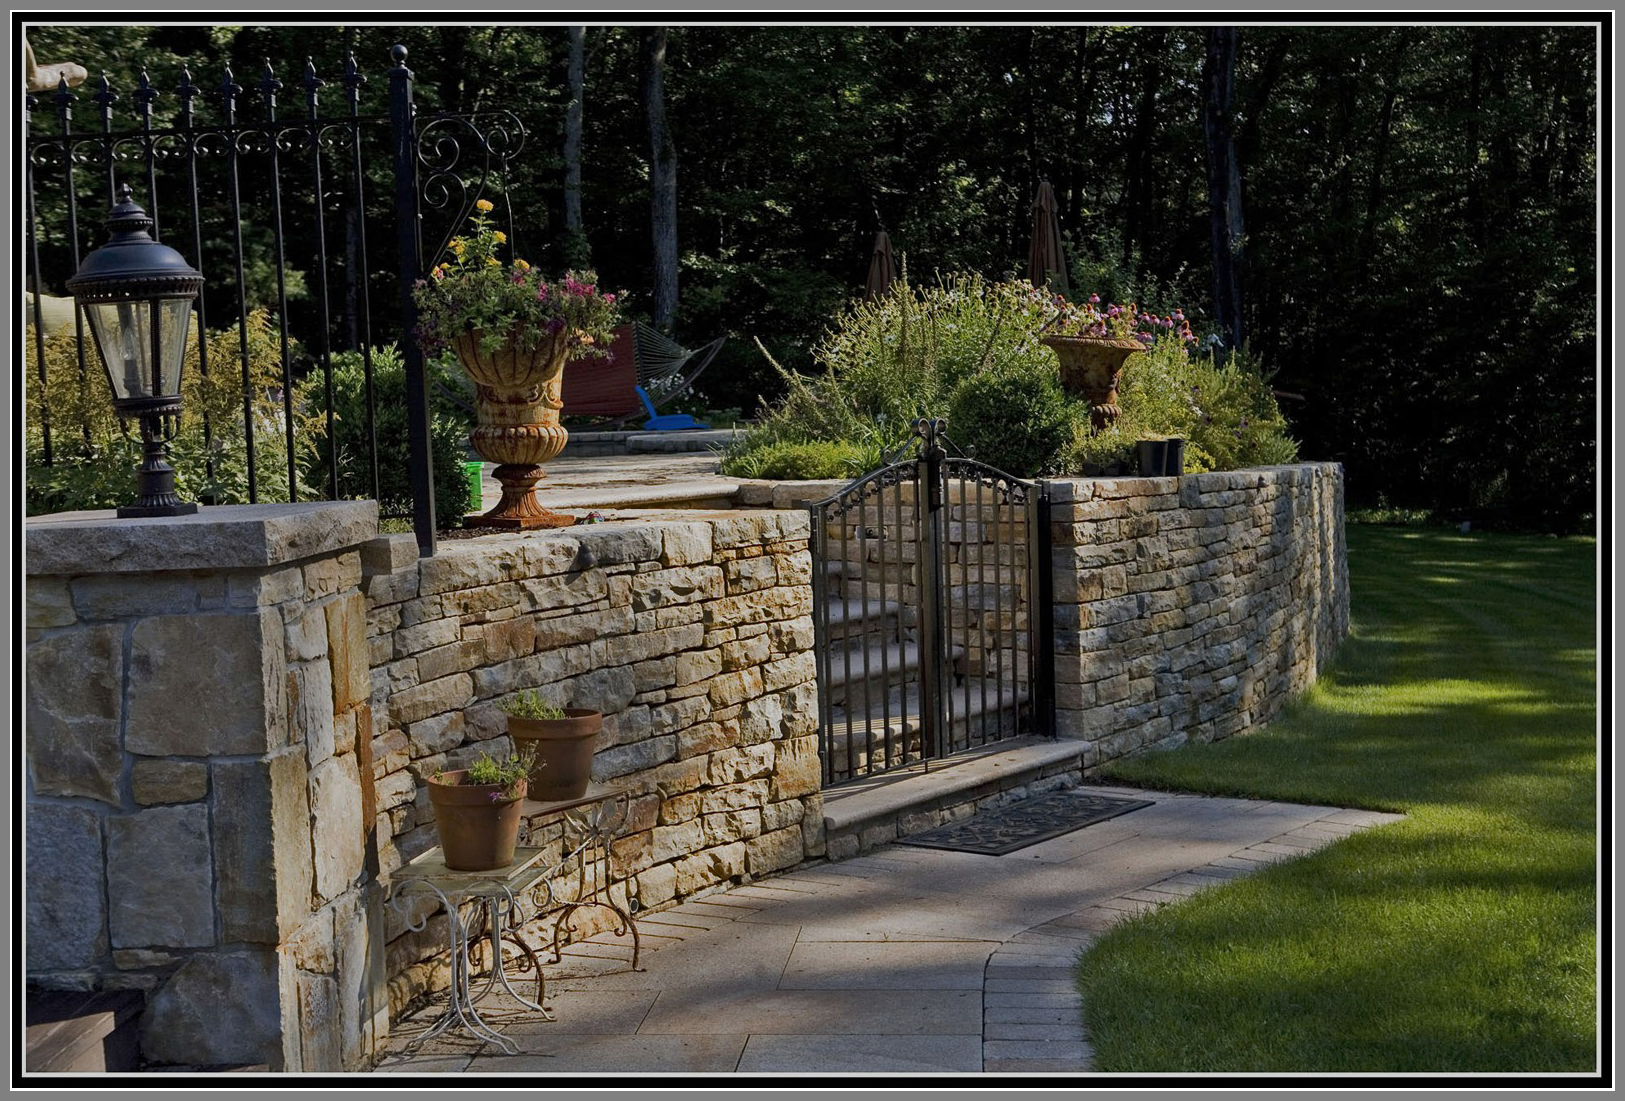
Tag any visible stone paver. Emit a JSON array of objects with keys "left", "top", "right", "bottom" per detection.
[{"left": 376, "top": 785, "right": 1403, "bottom": 1075}]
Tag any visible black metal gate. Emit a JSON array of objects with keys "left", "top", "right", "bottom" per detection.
[{"left": 808, "top": 418, "right": 1055, "bottom": 787}]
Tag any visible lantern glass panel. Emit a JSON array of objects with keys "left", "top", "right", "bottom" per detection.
[
  {"left": 156, "top": 297, "right": 193, "bottom": 397},
  {"left": 84, "top": 299, "right": 153, "bottom": 401}
]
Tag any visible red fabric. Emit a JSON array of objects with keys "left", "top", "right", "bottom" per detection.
[{"left": 561, "top": 325, "right": 638, "bottom": 417}]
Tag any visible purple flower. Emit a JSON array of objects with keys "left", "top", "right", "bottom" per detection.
[{"left": 547, "top": 317, "right": 565, "bottom": 333}]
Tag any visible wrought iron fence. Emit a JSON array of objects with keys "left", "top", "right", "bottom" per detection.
[{"left": 24, "top": 44, "right": 526, "bottom": 556}]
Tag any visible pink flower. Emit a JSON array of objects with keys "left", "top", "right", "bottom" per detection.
[
  {"left": 536, "top": 285, "right": 549, "bottom": 301},
  {"left": 604, "top": 293, "right": 615, "bottom": 304},
  {"left": 1088, "top": 294, "right": 1100, "bottom": 304}
]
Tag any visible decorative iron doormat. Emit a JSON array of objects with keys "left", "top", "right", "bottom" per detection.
[{"left": 897, "top": 791, "right": 1155, "bottom": 856}]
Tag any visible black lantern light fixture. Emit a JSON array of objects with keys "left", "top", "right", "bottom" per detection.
[{"left": 67, "top": 184, "right": 205, "bottom": 517}]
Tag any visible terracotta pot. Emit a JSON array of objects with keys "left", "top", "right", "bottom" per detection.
[
  {"left": 507, "top": 709, "right": 602, "bottom": 803},
  {"left": 452, "top": 328, "right": 575, "bottom": 530},
  {"left": 1040, "top": 335, "right": 1145, "bottom": 433},
  {"left": 425, "top": 769, "right": 527, "bottom": 871}
]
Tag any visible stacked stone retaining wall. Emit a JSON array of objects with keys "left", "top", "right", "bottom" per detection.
[
  {"left": 357, "top": 511, "right": 822, "bottom": 1015},
  {"left": 1049, "top": 464, "right": 1348, "bottom": 764}
]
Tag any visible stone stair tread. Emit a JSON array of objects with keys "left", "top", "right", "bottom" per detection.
[
  {"left": 826, "top": 681, "right": 1030, "bottom": 741},
  {"left": 820, "top": 639, "right": 967, "bottom": 693},
  {"left": 824, "top": 596, "right": 903, "bottom": 629}
]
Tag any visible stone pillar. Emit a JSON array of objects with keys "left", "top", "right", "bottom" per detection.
[{"left": 24, "top": 503, "right": 390, "bottom": 1071}]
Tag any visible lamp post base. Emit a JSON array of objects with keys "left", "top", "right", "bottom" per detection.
[{"left": 117, "top": 501, "right": 200, "bottom": 519}]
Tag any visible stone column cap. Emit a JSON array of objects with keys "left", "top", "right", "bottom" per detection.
[{"left": 25, "top": 502, "right": 379, "bottom": 576}]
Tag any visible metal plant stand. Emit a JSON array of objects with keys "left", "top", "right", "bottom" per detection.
[
  {"left": 386, "top": 848, "right": 555, "bottom": 1054},
  {"left": 387, "top": 787, "right": 642, "bottom": 1053},
  {"left": 525, "top": 789, "right": 642, "bottom": 973}
]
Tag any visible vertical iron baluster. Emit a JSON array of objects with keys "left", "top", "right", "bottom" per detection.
[
  {"left": 260, "top": 61, "right": 298, "bottom": 501},
  {"left": 177, "top": 68, "right": 214, "bottom": 485},
  {"left": 893, "top": 470, "right": 906, "bottom": 765},
  {"left": 25, "top": 90, "right": 51, "bottom": 466},
  {"left": 810, "top": 509, "right": 832, "bottom": 787},
  {"left": 977, "top": 475, "right": 990, "bottom": 747},
  {"left": 917, "top": 420, "right": 946, "bottom": 766},
  {"left": 877, "top": 478, "right": 891, "bottom": 773},
  {"left": 341, "top": 51, "right": 380, "bottom": 503},
  {"left": 135, "top": 69, "right": 159, "bottom": 237},
  {"left": 94, "top": 72, "right": 117, "bottom": 206},
  {"left": 845, "top": 503, "right": 858, "bottom": 779},
  {"left": 950, "top": 465, "right": 965, "bottom": 753},
  {"left": 859, "top": 487, "right": 874, "bottom": 771},
  {"left": 304, "top": 59, "right": 339, "bottom": 500},
  {"left": 994, "top": 478, "right": 1007, "bottom": 743},
  {"left": 220, "top": 65, "right": 257, "bottom": 501},
  {"left": 54, "top": 74, "right": 94, "bottom": 429},
  {"left": 390, "top": 44, "right": 438, "bottom": 556}
]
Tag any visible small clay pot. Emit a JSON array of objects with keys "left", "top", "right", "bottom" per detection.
[
  {"left": 508, "top": 709, "right": 602, "bottom": 802},
  {"left": 426, "top": 769, "right": 526, "bottom": 871}
]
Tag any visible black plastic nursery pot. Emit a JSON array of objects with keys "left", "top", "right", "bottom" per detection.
[{"left": 1137, "top": 438, "right": 1186, "bottom": 477}]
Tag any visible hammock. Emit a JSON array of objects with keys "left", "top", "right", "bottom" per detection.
[{"left": 561, "top": 322, "right": 725, "bottom": 429}]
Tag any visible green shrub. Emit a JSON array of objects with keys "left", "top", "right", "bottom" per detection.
[
  {"left": 1111, "top": 338, "right": 1299, "bottom": 472},
  {"left": 722, "top": 438, "right": 863, "bottom": 480},
  {"left": 298, "top": 345, "right": 474, "bottom": 525},
  {"left": 26, "top": 310, "right": 321, "bottom": 515},
  {"left": 721, "top": 273, "right": 1298, "bottom": 483},
  {"left": 946, "top": 363, "right": 1075, "bottom": 477}
]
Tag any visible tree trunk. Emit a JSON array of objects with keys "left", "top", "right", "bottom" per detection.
[
  {"left": 562, "top": 26, "right": 588, "bottom": 268},
  {"left": 1203, "top": 26, "right": 1245, "bottom": 353},
  {"left": 641, "top": 27, "right": 679, "bottom": 331},
  {"left": 564, "top": 26, "right": 585, "bottom": 234}
]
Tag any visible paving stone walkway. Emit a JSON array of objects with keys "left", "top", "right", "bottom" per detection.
[{"left": 374, "top": 784, "right": 1402, "bottom": 1076}]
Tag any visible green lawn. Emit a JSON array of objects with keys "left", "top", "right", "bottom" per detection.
[{"left": 1076, "top": 524, "right": 1598, "bottom": 1072}]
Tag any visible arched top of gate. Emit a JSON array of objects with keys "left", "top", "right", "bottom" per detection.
[
  {"left": 941, "top": 457, "right": 1039, "bottom": 507},
  {"left": 805, "top": 459, "right": 917, "bottom": 521}
]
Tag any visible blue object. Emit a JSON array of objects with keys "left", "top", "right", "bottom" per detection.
[{"left": 636, "top": 385, "right": 709, "bottom": 431}]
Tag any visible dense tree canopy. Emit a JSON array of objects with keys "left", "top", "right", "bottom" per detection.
[{"left": 25, "top": 22, "right": 1599, "bottom": 530}]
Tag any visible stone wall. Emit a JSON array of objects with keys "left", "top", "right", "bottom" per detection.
[
  {"left": 22, "top": 463, "right": 1346, "bottom": 1069},
  {"left": 355, "top": 510, "right": 821, "bottom": 1014},
  {"left": 1048, "top": 463, "right": 1348, "bottom": 763},
  {"left": 24, "top": 503, "right": 388, "bottom": 1071}
]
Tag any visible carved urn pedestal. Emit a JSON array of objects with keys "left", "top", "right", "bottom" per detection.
[
  {"left": 1041, "top": 335, "right": 1145, "bottom": 433},
  {"left": 452, "top": 329, "right": 576, "bottom": 530}
]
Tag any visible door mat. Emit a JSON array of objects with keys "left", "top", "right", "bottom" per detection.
[{"left": 897, "top": 791, "right": 1154, "bottom": 856}]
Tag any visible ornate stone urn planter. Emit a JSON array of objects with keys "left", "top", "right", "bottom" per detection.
[
  {"left": 1040, "top": 334, "right": 1144, "bottom": 433},
  {"left": 453, "top": 328, "right": 575, "bottom": 530}
]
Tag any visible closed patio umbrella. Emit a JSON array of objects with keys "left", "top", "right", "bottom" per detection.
[
  {"left": 864, "top": 229, "right": 897, "bottom": 302},
  {"left": 1027, "top": 180, "right": 1070, "bottom": 296}
]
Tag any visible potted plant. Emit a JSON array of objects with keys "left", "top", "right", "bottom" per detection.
[
  {"left": 1038, "top": 293, "right": 1196, "bottom": 433},
  {"left": 426, "top": 748, "right": 535, "bottom": 871},
  {"left": 501, "top": 691, "right": 602, "bottom": 803},
  {"left": 413, "top": 199, "right": 623, "bottom": 530}
]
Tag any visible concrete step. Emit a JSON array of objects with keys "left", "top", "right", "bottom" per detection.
[
  {"left": 26, "top": 989, "right": 143, "bottom": 1072},
  {"left": 824, "top": 681, "right": 1031, "bottom": 778}
]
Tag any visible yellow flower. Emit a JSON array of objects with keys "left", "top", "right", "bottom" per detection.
[
  {"left": 449, "top": 238, "right": 465, "bottom": 254},
  {"left": 514, "top": 259, "right": 531, "bottom": 271},
  {"left": 486, "top": 257, "right": 499, "bottom": 267},
  {"left": 493, "top": 231, "right": 507, "bottom": 244},
  {"left": 475, "top": 199, "right": 494, "bottom": 212}
]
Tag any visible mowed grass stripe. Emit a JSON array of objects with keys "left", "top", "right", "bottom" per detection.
[{"left": 1075, "top": 525, "right": 1597, "bottom": 1071}]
